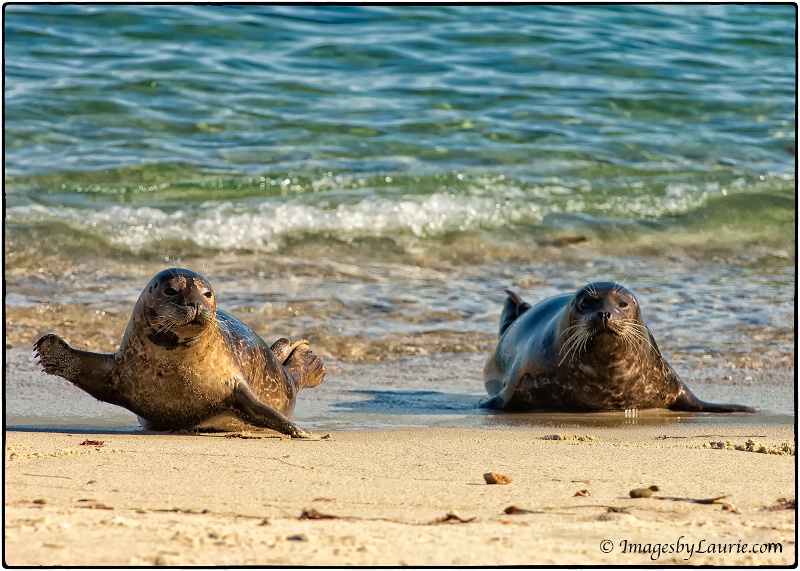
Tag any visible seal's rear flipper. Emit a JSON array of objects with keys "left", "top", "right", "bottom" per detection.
[
  {"left": 283, "top": 343, "right": 326, "bottom": 389},
  {"left": 231, "top": 381, "right": 312, "bottom": 437},
  {"left": 670, "top": 386, "right": 757, "bottom": 414},
  {"left": 271, "top": 338, "right": 310, "bottom": 364},
  {"left": 499, "top": 289, "right": 532, "bottom": 336},
  {"left": 33, "top": 334, "right": 123, "bottom": 407}
]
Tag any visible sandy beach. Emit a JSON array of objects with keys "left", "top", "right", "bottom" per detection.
[
  {"left": 6, "top": 5, "right": 796, "bottom": 568},
  {"left": 4, "top": 425, "right": 795, "bottom": 566}
]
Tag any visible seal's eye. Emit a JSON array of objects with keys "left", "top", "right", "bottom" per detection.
[
  {"left": 163, "top": 287, "right": 179, "bottom": 296},
  {"left": 619, "top": 301, "right": 628, "bottom": 308},
  {"left": 203, "top": 291, "right": 213, "bottom": 299}
]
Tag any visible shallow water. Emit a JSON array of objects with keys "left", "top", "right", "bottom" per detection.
[
  {"left": 4, "top": 5, "right": 795, "bottom": 430},
  {"left": 6, "top": 349, "right": 793, "bottom": 433}
]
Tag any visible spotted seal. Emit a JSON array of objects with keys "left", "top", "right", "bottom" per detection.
[
  {"left": 480, "top": 282, "right": 756, "bottom": 413},
  {"left": 34, "top": 268, "right": 325, "bottom": 437}
]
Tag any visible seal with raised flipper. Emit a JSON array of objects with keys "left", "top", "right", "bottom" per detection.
[
  {"left": 34, "top": 268, "right": 326, "bottom": 437},
  {"left": 480, "top": 282, "right": 756, "bottom": 413}
]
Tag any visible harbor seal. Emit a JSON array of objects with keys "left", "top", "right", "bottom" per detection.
[
  {"left": 480, "top": 282, "right": 756, "bottom": 413},
  {"left": 34, "top": 268, "right": 326, "bottom": 437}
]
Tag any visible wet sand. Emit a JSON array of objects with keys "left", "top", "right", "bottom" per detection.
[
  {"left": 5, "top": 252, "right": 795, "bottom": 566},
  {"left": 5, "top": 425, "right": 795, "bottom": 566},
  {"left": 7, "top": 345, "right": 795, "bottom": 431}
]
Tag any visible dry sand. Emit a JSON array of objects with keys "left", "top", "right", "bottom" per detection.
[{"left": 4, "top": 425, "right": 796, "bottom": 566}]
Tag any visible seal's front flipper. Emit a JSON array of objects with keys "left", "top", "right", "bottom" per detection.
[
  {"left": 478, "top": 394, "right": 507, "bottom": 410},
  {"left": 282, "top": 343, "right": 326, "bottom": 389},
  {"left": 33, "top": 334, "right": 122, "bottom": 406},
  {"left": 670, "top": 385, "right": 756, "bottom": 414},
  {"left": 478, "top": 375, "right": 519, "bottom": 410},
  {"left": 231, "top": 380, "right": 312, "bottom": 437},
  {"left": 499, "top": 289, "right": 532, "bottom": 336}
]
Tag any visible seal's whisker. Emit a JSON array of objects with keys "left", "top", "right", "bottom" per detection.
[
  {"left": 620, "top": 328, "right": 646, "bottom": 355},
  {"left": 577, "top": 332, "right": 590, "bottom": 360},
  {"left": 558, "top": 323, "right": 584, "bottom": 339},
  {"left": 618, "top": 320, "right": 655, "bottom": 353},
  {"left": 149, "top": 314, "right": 175, "bottom": 327},
  {"left": 558, "top": 330, "right": 586, "bottom": 359},
  {"left": 559, "top": 328, "right": 582, "bottom": 354},
  {"left": 558, "top": 326, "right": 589, "bottom": 366},
  {"left": 153, "top": 317, "right": 180, "bottom": 334},
  {"left": 625, "top": 322, "right": 653, "bottom": 346},
  {"left": 612, "top": 280, "right": 628, "bottom": 294},
  {"left": 149, "top": 302, "right": 199, "bottom": 333},
  {"left": 558, "top": 336, "right": 579, "bottom": 364}
]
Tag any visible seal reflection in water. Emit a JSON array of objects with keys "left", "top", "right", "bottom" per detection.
[
  {"left": 34, "top": 268, "right": 325, "bottom": 437},
  {"left": 481, "top": 282, "right": 756, "bottom": 413}
]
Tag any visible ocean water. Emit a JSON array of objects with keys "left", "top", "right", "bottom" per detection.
[{"left": 4, "top": 5, "right": 796, "bottom": 430}]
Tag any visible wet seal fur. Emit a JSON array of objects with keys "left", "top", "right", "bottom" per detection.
[
  {"left": 481, "top": 282, "right": 756, "bottom": 413},
  {"left": 34, "top": 268, "right": 325, "bottom": 437}
]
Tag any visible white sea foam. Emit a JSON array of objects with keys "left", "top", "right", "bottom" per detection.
[
  {"left": 8, "top": 191, "right": 545, "bottom": 253},
  {"left": 5, "top": 176, "right": 783, "bottom": 254},
  {"left": 191, "top": 191, "right": 543, "bottom": 251}
]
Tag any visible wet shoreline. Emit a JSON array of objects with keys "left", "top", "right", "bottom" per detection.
[{"left": 8, "top": 344, "right": 794, "bottom": 432}]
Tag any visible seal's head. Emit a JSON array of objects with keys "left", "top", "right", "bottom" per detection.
[
  {"left": 559, "top": 282, "right": 650, "bottom": 364},
  {"left": 139, "top": 268, "right": 217, "bottom": 348}
]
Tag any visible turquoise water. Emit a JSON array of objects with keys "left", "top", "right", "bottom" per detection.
[
  {"left": 5, "top": 4, "right": 795, "bottom": 256},
  {"left": 4, "top": 5, "right": 796, "bottom": 428}
]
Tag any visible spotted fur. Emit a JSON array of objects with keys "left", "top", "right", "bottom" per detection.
[
  {"left": 34, "top": 268, "right": 325, "bottom": 437},
  {"left": 481, "top": 282, "right": 755, "bottom": 413}
]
